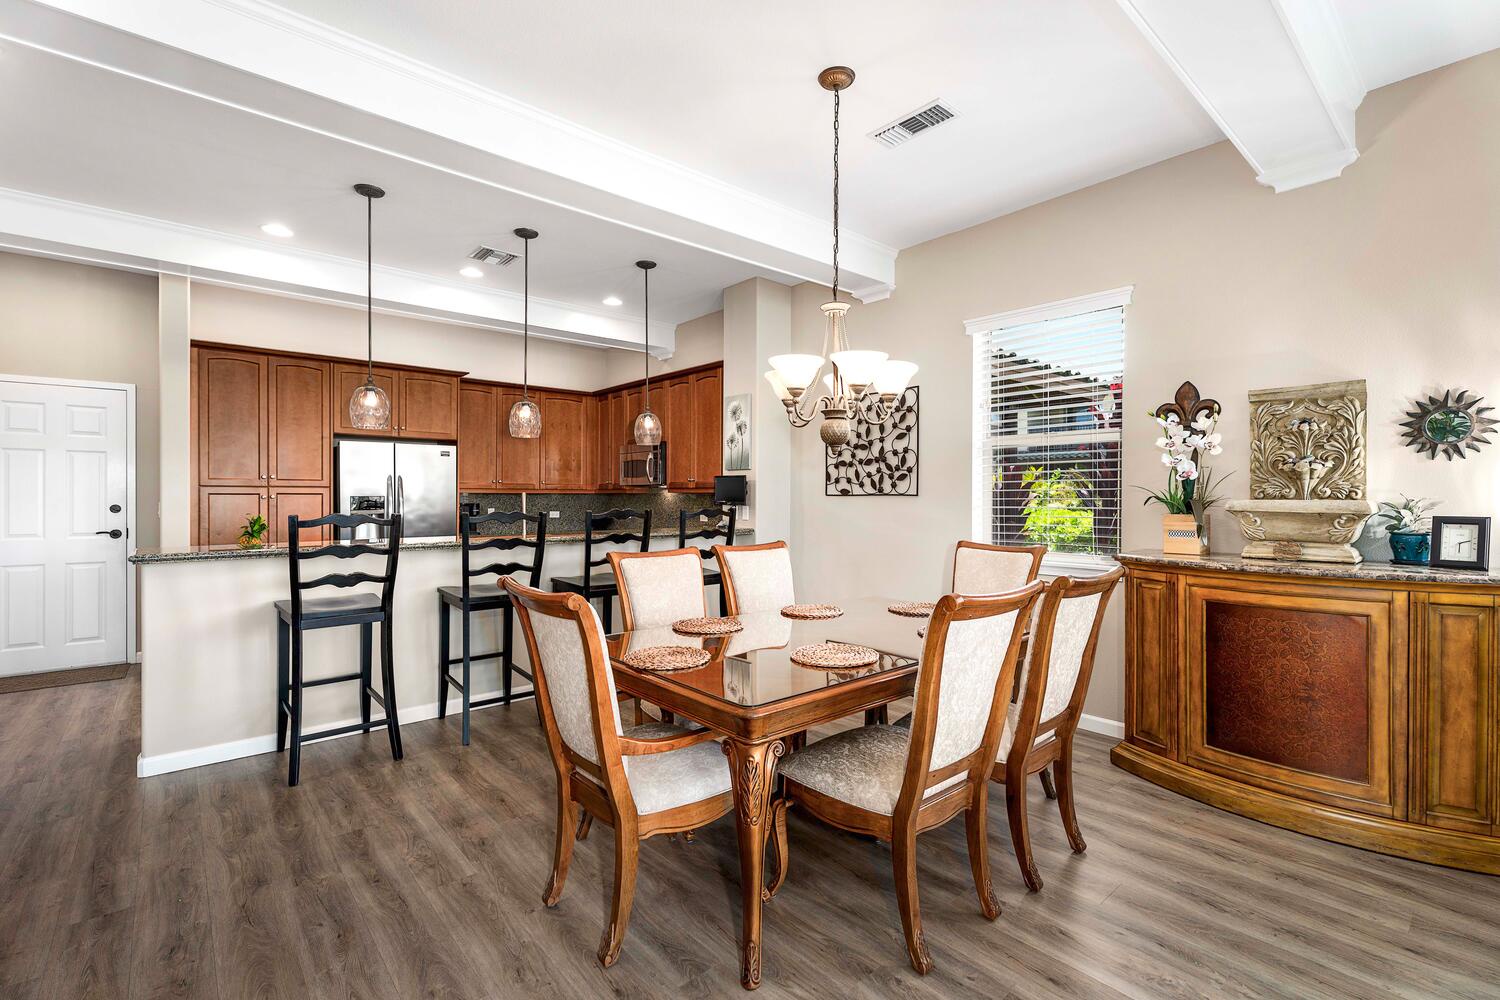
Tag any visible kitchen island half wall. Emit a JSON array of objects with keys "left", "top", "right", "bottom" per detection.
[{"left": 131, "top": 528, "right": 753, "bottom": 777}]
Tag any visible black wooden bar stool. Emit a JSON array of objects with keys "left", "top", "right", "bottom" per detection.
[
  {"left": 548, "top": 508, "right": 651, "bottom": 633},
  {"left": 275, "top": 511, "right": 402, "bottom": 787},
  {"left": 679, "top": 505, "right": 737, "bottom": 616},
  {"left": 436, "top": 510, "right": 547, "bottom": 745}
]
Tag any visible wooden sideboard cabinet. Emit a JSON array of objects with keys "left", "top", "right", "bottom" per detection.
[{"left": 1114, "top": 552, "right": 1500, "bottom": 874}]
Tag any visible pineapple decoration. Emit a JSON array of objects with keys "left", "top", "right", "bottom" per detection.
[{"left": 238, "top": 513, "right": 269, "bottom": 549}]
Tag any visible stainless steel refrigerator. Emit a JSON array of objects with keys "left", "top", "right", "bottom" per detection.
[{"left": 334, "top": 438, "right": 457, "bottom": 541}]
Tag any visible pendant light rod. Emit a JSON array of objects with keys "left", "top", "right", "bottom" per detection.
[
  {"left": 353, "top": 183, "right": 385, "bottom": 380},
  {"left": 818, "top": 66, "right": 853, "bottom": 302},
  {"left": 636, "top": 260, "right": 656, "bottom": 410},
  {"left": 515, "top": 227, "right": 538, "bottom": 399}
]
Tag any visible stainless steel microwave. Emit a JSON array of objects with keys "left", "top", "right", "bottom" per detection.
[{"left": 619, "top": 443, "right": 666, "bottom": 487}]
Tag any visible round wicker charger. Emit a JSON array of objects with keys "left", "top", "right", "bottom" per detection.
[
  {"left": 887, "top": 601, "right": 936, "bottom": 618},
  {"left": 672, "top": 616, "right": 744, "bottom": 636},
  {"left": 790, "top": 642, "right": 879, "bottom": 669},
  {"left": 621, "top": 645, "right": 711, "bottom": 672},
  {"left": 780, "top": 603, "right": 844, "bottom": 620}
]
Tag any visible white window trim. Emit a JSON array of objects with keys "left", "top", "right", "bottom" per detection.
[{"left": 967, "top": 285, "right": 1132, "bottom": 566}]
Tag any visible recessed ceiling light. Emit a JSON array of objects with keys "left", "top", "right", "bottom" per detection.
[
  {"left": 260, "top": 221, "right": 294, "bottom": 238},
  {"left": 602, "top": 295, "right": 623, "bottom": 306},
  {"left": 459, "top": 265, "right": 485, "bottom": 279}
]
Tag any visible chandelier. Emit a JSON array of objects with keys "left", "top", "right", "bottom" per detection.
[
  {"left": 348, "top": 183, "right": 391, "bottom": 430},
  {"left": 764, "top": 66, "right": 916, "bottom": 447}
]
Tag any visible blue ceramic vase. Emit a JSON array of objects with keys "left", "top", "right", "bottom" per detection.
[{"left": 1388, "top": 531, "right": 1430, "bottom": 565}]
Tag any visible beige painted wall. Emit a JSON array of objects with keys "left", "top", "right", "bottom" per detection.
[
  {"left": 788, "top": 51, "right": 1500, "bottom": 726},
  {"left": 0, "top": 252, "right": 162, "bottom": 548},
  {"left": 603, "top": 308, "right": 724, "bottom": 386}
]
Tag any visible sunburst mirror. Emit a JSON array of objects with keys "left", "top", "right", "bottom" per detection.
[{"left": 1399, "top": 388, "right": 1497, "bottom": 460}]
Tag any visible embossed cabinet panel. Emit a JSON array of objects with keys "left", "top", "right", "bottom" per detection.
[
  {"left": 1412, "top": 594, "right": 1495, "bottom": 834},
  {"left": 1184, "top": 581, "right": 1402, "bottom": 816},
  {"left": 1125, "top": 570, "right": 1178, "bottom": 758}
]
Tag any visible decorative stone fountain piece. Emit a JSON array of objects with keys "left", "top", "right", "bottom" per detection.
[{"left": 1225, "top": 379, "right": 1373, "bottom": 564}]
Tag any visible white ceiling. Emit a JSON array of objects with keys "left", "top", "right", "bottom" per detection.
[{"left": 2, "top": 0, "right": 1499, "bottom": 352}]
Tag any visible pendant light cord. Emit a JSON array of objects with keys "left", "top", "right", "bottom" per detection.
[
  {"left": 642, "top": 265, "right": 650, "bottom": 410},
  {"left": 522, "top": 236, "right": 530, "bottom": 400},
  {"left": 831, "top": 86, "right": 840, "bottom": 303},
  {"left": 365, "top": 192, "right": 373, "bottom": 380}
]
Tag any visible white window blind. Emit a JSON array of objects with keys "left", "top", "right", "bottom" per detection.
[{"left": 970, "top": 293, "right": 1126, "bottom": 562}]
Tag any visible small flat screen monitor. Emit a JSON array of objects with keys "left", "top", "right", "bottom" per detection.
[{"left": 714, "top": 475, "right": 747, "bottom": 505}]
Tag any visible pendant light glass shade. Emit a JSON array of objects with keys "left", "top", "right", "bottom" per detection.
[
  {"left": 633, "top": 409, "right": 662, "bottom": 446},
  {"left": 632, "top": 259, "right": 661, "bottom": 446},
  {"left": 508, "top": 396, "right": 542, "bottom": 439},
  {"left": 348, "top": 182, "right": 391, "bottom": 431}
]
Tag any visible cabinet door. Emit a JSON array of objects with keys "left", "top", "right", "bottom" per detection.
[
  {"left": 458, "top": 383, "right": 498, "bottom": 489},
  {"left": 197, "top": 348, "right": 267, "bottom": 486},
  {"left": 497, "top": 391, "right": 540, "bottom": 490},
  {"left": 666, "top": 377, "right": 694, "bottom": 489},
  {"left": 332, "top": 364, "right": 400, "bottom": 436},
  {"left": 623, "top": 388, "right": 643, "bottom": 449},
  {"left": 198, "top": 487, "right": 266, "bottom": 546},
  {"left": 268, "top": 357, "right": 331, "bottom": 486},
  {"left": 1412, "top": 594, "right": 1495, "bottom": 834},
  {"left": 540, "top": 392, "right": 588, "bottom": 488},
  {"left": 269, "top": 489, "right": 330, "bottom": 545},
  {"left": 1125, "top": 570, "right": 1177, "bottom": 758},
  {"left": 398, "top": 371, "right": 459, "bottom": 439},
  {"left": 691, "top": 368, "right": 722, "bottom": 488}
]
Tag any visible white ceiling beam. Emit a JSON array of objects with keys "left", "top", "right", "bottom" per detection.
[
  {"left": 1116, "top": 0, "right": 1366, "bottom": 192},
  {"left": 0, "top": 188, "right": 678, "bottom": 357},
  {"left": 15, "top": 0, "right": 897, "bottom": 298}
]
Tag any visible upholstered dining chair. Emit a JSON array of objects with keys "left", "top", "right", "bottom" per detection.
[
  {"left": 766, "top": 582, "right": 1044, "bottom": 975},
  {"left": 608, "top": 548, "right": 710, "bottom": 630},
  {"left": 990, "top": 567, "right": 1122, "bottom": 892},
  {"left": 502, "top": 579, "right": 734, "bottom": 969},
  {"left": 951, "top": 540, "right": 1047, "bottom": 595},
  {"left": 712, "top": 540, "right": 796, "bottom": 615}
]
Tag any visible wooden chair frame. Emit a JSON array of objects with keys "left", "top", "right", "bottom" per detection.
[
  {"left": 504, "top": 579, "right": 734, "bottom": 969},
  {"left": 990, "top": 567, "right": 1122, "bottom": 891},
  {"left": 607, "top": 547, "right": 710, "bottom": 632},
  {"left": 951, "top": 540, "right": 1047, "bottom": 593},
  {"left": 711, "top": 539, "right": 792, "bottom": 617},
  {"left": 768, "top": 582, "right": 1044, "bottom": 975}
]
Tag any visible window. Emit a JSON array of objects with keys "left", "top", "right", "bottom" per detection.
[{"left": 968, "top": 287, "right": 1130, "bottom": 568}]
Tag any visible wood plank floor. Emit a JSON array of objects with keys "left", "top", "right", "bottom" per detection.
[{"left": 2, "top": 666, "right": 1497, "bottom": 1000}]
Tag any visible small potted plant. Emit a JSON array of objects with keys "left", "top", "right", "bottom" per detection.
[
  {"left": 1140, "top": 409, "right": 1229, "bottom": 555},
  {"left": 1372, "top": 495, "right": 1439, "bottom": 565},
  {"left": 238, "top": 513, "right": 268, "bottom": 549}
]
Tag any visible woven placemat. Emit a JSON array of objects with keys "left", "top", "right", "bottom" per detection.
[
  {"left": 621, "top": 645, "right": 711, "bottom": 672},
  {"left": 887, "top": 601, "right": 936, "bottom": 618},
  {"left": 672, "top": 616, "right": 744, "bottom": 636},
  {"left": 790, "top": 642, "right": 878, "bottom": 669},
  {"left": 780, "top": 603, "right": 844, "bottom": 620}
]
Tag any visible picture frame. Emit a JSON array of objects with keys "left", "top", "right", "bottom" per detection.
[
  {"left": 1430, "top": 515, "right": 1491, "bottom": 571},
  {"left": 723, "top": 394, "right": 751, "bottom": 472}
]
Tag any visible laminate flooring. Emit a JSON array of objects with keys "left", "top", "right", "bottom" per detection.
[{"left": 2, "top": 666, "right": 1496, "bottom": 1000}]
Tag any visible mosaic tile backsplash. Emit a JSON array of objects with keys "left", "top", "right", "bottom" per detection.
[{"left": 459, "top": 491, "right": 728, "bottom": 537}]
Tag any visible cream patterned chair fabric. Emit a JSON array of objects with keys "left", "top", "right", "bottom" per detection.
[
  {"left": 779, "top": 608, "right": 1022, "bottom": 815},
  {"left": 615, "top": 550, "right": 708, "bottom": 628},
  {"left": 997, "top": 588, "right": 1103, "bottom": 761},
  {"left": 720, "top": 544, "right": 796, "bottom": 614},
  {"left": 528, "top": 600, "right": 729, "bottom": 814},
  {"left": 952, "top": 544, "right": 1041, "bottom": 596}
]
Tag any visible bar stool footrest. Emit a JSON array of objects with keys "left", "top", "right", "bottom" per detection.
[
  {"left": 445, "top": 652, "right": 505, "bottom": 666},
  {"left": 302, "top": 719, "right": 392, "bottom": 742},
  {"left": 471, "top": 691, "right": 536, "bottom": 709},
  {"left": 303, "top": 670, "right": 364, "bottom": 688}
]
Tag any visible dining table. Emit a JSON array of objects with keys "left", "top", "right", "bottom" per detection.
[{"left": 606, "top": 596, "right": 929, "bottom": 990}]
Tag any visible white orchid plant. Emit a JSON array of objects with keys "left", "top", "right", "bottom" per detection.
[{"left": 1138, "top": 410, "right": 1230, "bottom": 519}]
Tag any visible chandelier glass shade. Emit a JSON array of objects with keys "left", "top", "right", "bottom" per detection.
[{"left": 348, "top": 182, "right": 392, "bottom": 431}]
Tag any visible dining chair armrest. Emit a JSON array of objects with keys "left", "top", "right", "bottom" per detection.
[{"left": 619, "top": 730, "right": 719, "bottom": 755}]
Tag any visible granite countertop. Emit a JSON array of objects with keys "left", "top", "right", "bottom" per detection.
[
  {"left": 1117, "top": 549, "right": 1500, "bottom": 586},
  {"left": 130, "top": 526, "right": 756, "bottom": 565}
]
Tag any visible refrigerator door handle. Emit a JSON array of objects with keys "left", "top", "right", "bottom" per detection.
[{"left": 396, "top": 476, "right": 405, "bottom": 518}]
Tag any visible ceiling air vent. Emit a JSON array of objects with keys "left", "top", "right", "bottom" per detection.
[
  {"left": 467, "top": 245, "right": 521, "bottom": 267},
  {"left": 870, "top": 100, "right": 958, "bottom": 149}
]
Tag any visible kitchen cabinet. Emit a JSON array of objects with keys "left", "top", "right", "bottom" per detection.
[
  {"left": 269, "top": 489, "right": 330, "bottom": 544},
  {"left": 198, "top": 486, "right": 327, "bottom": 547},
  {"left": 398, "top": 371, "right": 459, "bottom": 439},
  {"left": 497, "top": 391, "right": 541, "bottom": 490},
  {"left": 692, "top": 368, "right": 722, "bottom": 489},
  {"left": 458, "top": 383, "right": 499, "bottom": 489},
  {"left": 332, "top": 364, "right": 400, "bottom": 437},
  {"left": 268, "top": 357, "right": 332, "bottom": 486},
  {"left": 665, "top": 376, "right": 693, "bottom": 489},
  {"left": 540, "top": 391, "right": 590, "bottom": 489},
  {"left": 197, "top": 348, "right": 268, "bottom": 486}
]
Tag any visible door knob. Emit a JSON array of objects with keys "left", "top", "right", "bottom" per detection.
[{"left": 95, "top": 529, "right": 123, "bottom": 539}]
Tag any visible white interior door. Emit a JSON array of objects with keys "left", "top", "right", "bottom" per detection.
[{"left": 0, "top": 379, "right": 129, "bottom": 675}]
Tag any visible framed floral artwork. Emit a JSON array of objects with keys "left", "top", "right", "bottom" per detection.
[{"left": 723, "top": 394, "right": 751, "bottom": 471}]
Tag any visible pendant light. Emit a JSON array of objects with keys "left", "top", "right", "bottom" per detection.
[
  {"left": 764, "top": 66, "right": 916, "bottom": 447},
  {"left": 632, "top": 259, "right": 663, "bottom": 446},
  {"left": 508, "top": 227, "right": 543, "bottom": 439},
  {"left": 348, "top": 183, "right": 392, "bottom": 430}
]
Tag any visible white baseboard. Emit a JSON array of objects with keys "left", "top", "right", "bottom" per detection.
[
  {"left": 1077, "top": 712, "right": 1124, "bottom": 740},
  {"left": 136, "top": 684, "right": 533, "bottom": 778}
]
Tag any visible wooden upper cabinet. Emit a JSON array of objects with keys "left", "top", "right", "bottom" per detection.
[
  {"left": 398, "top": 371, "right": 459, "bottom": 439},
  {"left": 1413, "top": 594, "right": 1496, "bottom": 834},
  {"left": 332, "top": 364, "right": 400, "bottom": 437},
  {"left": 458, "top": 383, "right": 498, "bottom": 489},
  {"left": 540, "top": 392, "right": 589, "bottom": 489},
  {"left": 197, "top": 348, "right": 268, "bottom": 486},
  {"left": 198, "top": 486, "right": 265, "bottom": 546},
  {"left": 267, "top": 358, "right": 331, "bottom": 486},
  {"left": 665, "top": 377, "right": 694, "bottom": 489},
  {"left": 691, "top": 368, "right": 722, "bottom": 487},
  {"left": 497, "top": 390, "right": 541, "bottom": 490}
]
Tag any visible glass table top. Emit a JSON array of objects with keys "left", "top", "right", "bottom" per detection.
[{"left": 607, "top": 597, "right": 926, "bottom": 709}]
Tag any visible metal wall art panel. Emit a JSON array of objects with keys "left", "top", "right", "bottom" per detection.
[{"left": 825, "top": 386, "right": 919, "bottom": 496}]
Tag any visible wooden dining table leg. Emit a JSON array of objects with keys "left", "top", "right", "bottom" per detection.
[{"left": 722, "top": 735, "right": 785, "bottom": 990}]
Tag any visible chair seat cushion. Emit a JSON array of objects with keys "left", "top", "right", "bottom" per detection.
[
  {"left": 437, "top": 583, "right": 511, "bottom": 605},
  {"left": 275, "top": 592, "right": 381, "bottom": 620},
  {"left": 780, "top": 725, "right": 966, "bottom": 816},
  {"left": 617, "top": 723, "right": 731, "bottom": 815},
  {"left": 549, "top": 573, "right": 619, "bottom": 594}
]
